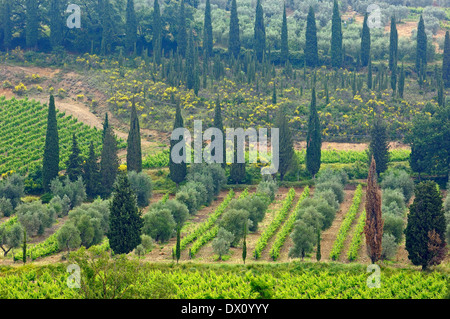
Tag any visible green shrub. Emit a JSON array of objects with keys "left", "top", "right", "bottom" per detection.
[
  {"left": 383, "top": 213, "right": 405, "bottom": 244},
  {"left": 381, "top": 169, "right": 414, "bottom": 203},
  {"left": 128, "top": 171, "right": 153, "bottom": 208},
  {"left": 142, "top": 208, "right": 176, "bottom": 243},
  {"left": 381, "top": 233, "right": 398, "bottom": 260},
  {"left": 0, "top": 198, "right": 13, "bottom": 217},
  {"left": 382, "top": 188, "right": 406, "bottom": 214}
]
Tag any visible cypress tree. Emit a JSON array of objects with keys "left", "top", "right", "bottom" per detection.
[
  {"left": 416, "top": 15, "right": 427, "bottom": 73},
  {"left": 49, "top": 0, "right": 63, "bottom": 48},
  {"left": 22, "top": 228, "right": 27, "bottom": 264},
  {"left": 213, "top": 98, "right": 226, "bottom": 167},
  {"left": 391, "top": 64, "right": 397, "bottom": 95},
  {"left": 368, "top": 117, "right": 390, "bottom": 175},
  {"left": 25, "top": 0, "right": 39, "bottom": 49},
  {"left": 127, "top": 101, "right": 142, "bottom": 173},
  {"left": 228, "top": 0, "right": 240, "bottom": 59},
  {"left": 316, "top": 229, "right": 321, "bottom": 261},
  {"left": 203, "top": 0, "right": 213, "bottom": 58},
  {"left": 83, "top": 141, "right": 100, "bottom": 198},
  {"left": 100, "top": 126, "right": 119, "bottom": 198},
  {"left": 360, "top": 12, "right": 371, "bottom": 67},
  {"left": 100, "top": 0, "right": 114, "bottom": 55},
  {"left": 153, "top": 0, "right": 162, "bottom": 64},
  {"left": 443, "top": 31, "right": 450, "bottom": 88},
  {"left": 66, "top": 134, "right": 83, "bottom": 182},
  {"left": 42, "top": 95, "right": 60, "bottom": 192},
  {"left": 280, "top": 3, "right": 289, "bottom": 65},
  {"left": 276, "top": 105, "right": 294, "bottom": 182},
  {"left": 2, "top": 0, "right": 12, "bottom": 50},
  {"left": 405, "top": 181, "right": 447, "bottom": 270},
  {"left": 185, "top": 30, "right": 195, "bottom": 90},
  {"left": 230, "top": 139, "right": 246, "bottom": 184},
  {"left": 177, "top": 0, "right": 187, "bottom": 57},
  {"left": 253, "top": 0, "right": 266, "bottom": 63},
  {"left": 102, "top": 113, "right": 109, "bottom": 141},
  {"left": 176, "top": 223, "right": 181, "bottom": 264},
  {"left": 107, "top": 173, "right": 143, "bottom": 255},
  {"left": 389, "top": 16, "right": 398, "bottom": 72},
  {"left": 125, "top": 0, "right": 137, "bottom": 54},
  {"left": 398, "top": 63, "right": 405, "bottom": 98},
  {"left": 331, "top": 0, "right": 343, "bottom": 68},
  {"left": 437, "top": 78, "right": 444, "bottom": 107},
  {"left": 364, "top": 157, "right": 383, "bottom": 264},
  {"left": 242, "top": 222, "right": 247, "bottom": 264},
  {"left": 305, "top": 6, "right": 318, "bottom": 68},
  {"left": 169, "top": 101, "right": 187, "bottom": 186},
  {"left": 306, "top": 88, "right": 321, "bottom": 178}
]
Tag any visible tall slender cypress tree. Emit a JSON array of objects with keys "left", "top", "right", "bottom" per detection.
[
  {"left": 102, "top": 113, "right": 109, "bottom": 141},
  {"left": 253, "top": 0, "right": 266, "bottom": 63},
  {"left": 177, "top": 0, "right": 187, "bottom": 57},
  {"left": 416, "top": 15, "right": 427, "bottom": 73},
  {"left": 276, "top": 105, "right": 294, "bottom": 182},
  {"left": 83, "top": 141, "right": 100, "bottom": 198},
  {"left": 100, "top": 126, "right": 119, "bottom": 198},
  {"left": 42, "top": 95, "right": 60, "bottom": 192},
  {"left": 368, "top": 117, "right": 390, "bottom": 175},
  {"left": 228, "top": 0, "right": 240, "bottom": 59},
  {"left": 153, "top": 0, "right": 162, "bottom": 64},
  {"left": 185, "top": 30, "right": 195, "bottom": 90},
  {"left": 280, "top": 3, "right": 289, "bottom": 65},
  {"left": 361, "top": 12, "right": 371, "bottom": 67},
  {"left": 443, "top": 31, "right": 450, "bottom": 88},
  {"left": 66, "top": 134, "right": 83, "bottom": 182},
  {"left": 2, "top": 0, "right": 12, "bottom": 50},
  {"left": 25, "top": 0, "right": 39, "bottom": 49},
  {"left": 305, "top": 6, "right": 318, "bottom": 68},
  {"left": 49, "top": 0, "right": 63, "bottom": 48},
  {"left": 306, "top": 88, "right": 321, "bottom": 178},
  {"left": 100, "top": 0, "right": 114, "bottom": 55},
  {"left": 364, "top": 156, "right": 383, "bottom": 264},
  {"left": 125, "top": 0, "right": 137, "bottom": 54},
  {"left": 331, "top": 0, "right": 343, "bottom": 68},
  {"left": 203, "top": 0, "right": 213, "bottom": 58},
  {"left": 389, "top": 16, "right": 398, "bottom": 72},
  {"left": 213, "top": 98, "right": 226, "bottom": 167},
  {"left": 169, "top": 101, "right": 187, "bottom": 186},
  {"left": 127, "top": 101, "right": 142, "bottom": 173},
  {"left": 107, "top": 172, "right": 143, "bottom": 255}
]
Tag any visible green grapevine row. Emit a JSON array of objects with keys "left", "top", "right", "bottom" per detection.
[
  {"left": 190, "top": 189, "right": 249, "bottom": 257},
  {"left": 329, "top": 184, "right": 363, "bottom": 261},
  {"left": 347, "top": 209, "right": 366, "bottom": 261},
  {"left": 14, "top": 232, "right": 59, "bottom": 262},
  {"left": 179, "top": 189, "right": 235, "bottom": 251},
  {"left": 1, "top": 262, "right": 447, "bottom": 299},
  {"left": 253, "top": 188, "right": 295, "bottom": 259},
  {"left": 269, "top": 187, "right": 310, "bottom": 261}
]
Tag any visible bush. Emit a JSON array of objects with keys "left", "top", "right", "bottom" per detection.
[
  {"left": 66, "top": 199, "right": 111, "bottom": 248},
  {"left": 314, "top": 189, "right": 339, "bottom": 211},
  {"left": 212, "top": 227, "right": 234, "bottom": 260},
  {"left": 128, "top": 171, "right": 153, "bottom": 208},
  {"left": 175, "top": 189, "right": 198, "bottom": 215},
  {"left": 0, "top": 198, "right": 13, "bottom": 217},
  {"left": 219, "top": 208, "right": 251, "bottom": 247},
  {"left": 381, "top": 233, "right": 398, "bottom": 260},
  {"left": 142, "top": 208, "right": 176, "bottom": 243},
  {"left": 316, "top": 167, "right": 348, "bottom": 186},
  {"left": 16, "top": 201, "right": 55, "bottom": 236},
  {"left": 383, "top": 213, "right": 405, "bottom": 244},
  {"left": 50, "top": 176, "right": 86, "bottom": 209},
  {"left": 187, "top": 163, "right": 227, "bottom": 204},
  {"left": 56, "top": 222, "right": 82, "bottom": 251},
  {"left": 380, "top": 169, "right": 414, "bottom": 203},
  {"left": 382, "top": 188, "right": 406, "bottom": 214},
  {"left": 315, "top": 180, "right": 345, "bottom": 204},
  {"left": 256, "top": 176, "right": 278, "bottom": 202},
  {"left": 226, "top": 194, "right": 269, "bottom": 232},
  {"left": 160, "top": 199, "right": 189, "bottom": 226},
  {"left": 49, "top": 195, "right": 71, "bottom": 217},
  {"left": 0, "top": 173, "right": 25, "bottom": 209}
]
